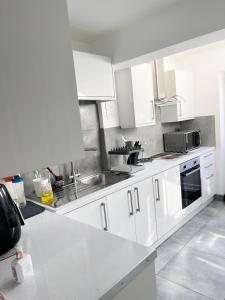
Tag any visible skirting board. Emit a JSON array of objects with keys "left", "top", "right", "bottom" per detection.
[{"left": 215, "top": 194, "right": 225, "bottom": 201}]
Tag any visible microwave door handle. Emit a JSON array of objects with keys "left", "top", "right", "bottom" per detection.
[
  {"left": 196, "top": 131, "right": 201, "bottom": 146},
  {"left": 185, "top": 134, "right": 188, "bottom": 151},
  {"left": 182, "top": 167, "right": 200, "bottom": 177}
]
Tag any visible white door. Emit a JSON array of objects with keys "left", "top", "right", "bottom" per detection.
[
  {"left": 65, "top": 198, "right": 109, "bottom": 231},
  {"left": 133, "top": 178, "right": 157, "bottom": 246},
  {"left": 153, "top": 166, "right": 182, "bottom": 239},
  {"left": 73, "top": 51, "right": 115, "bottom": 100},
  {"left": 175, "top": 71, "right": 194, "bottom": 121},
  {"left": 131, "top": 64, "right": 155, "bottom": 127},
  {"left": 106, "top": 187, "right": 137, "bottom": 242}
]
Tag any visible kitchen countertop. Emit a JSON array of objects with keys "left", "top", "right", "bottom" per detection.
[
  {"left": 52, "top": 146, "right": 215, "bottom": 214},
  {"left": 0, "top": 211, "right": 156, "bottom": 300}
]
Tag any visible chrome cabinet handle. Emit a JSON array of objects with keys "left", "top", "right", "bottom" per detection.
[
  {"left": 206, "top": 174, "right": 214, "bottom": 180},
  {"left": 155, "top": 179, "right": 160, "bottom": 201},
  {"left": 204, "top": 153, "right": 212, "bottom": 159},
  {"left": 101, "top": 202, "right": 108, "bottom": 231},
  {"left": 134, "top": 187, "right": 141, "bottom": 212},
  {"left": 182, "top": 167, "right": 200, "bottom": 177},
  {"left": 179, "top": 102, "right": 182, "bottom": 117},
  {"left": 205, "top": 163, "right": 213, "bottom": 169},
  {"left": 151, "top": 100, "right": 155, "bottom": 120},
  {"left": 127, "top": 190, "right": 134, "bottom": 216}
]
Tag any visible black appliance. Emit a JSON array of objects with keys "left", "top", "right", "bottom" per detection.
[
  {"left": 0, "top": 184, "right": 24, "bottom": 256},
  {"left": 180, "top": 157, "right": 202, "bottom": 209},
  {"left": 163, "top": 130, "right": 201, "bottom": 153},
  {"left": 127, "top": 141, "right": 142, "bottom": 165}
]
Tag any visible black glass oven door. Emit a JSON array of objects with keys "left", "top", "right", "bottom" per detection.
[{"left": 181, "top": 166, "right": 202, "bottom": 209}]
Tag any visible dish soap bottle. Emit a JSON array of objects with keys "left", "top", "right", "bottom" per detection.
[{"left": 11, "top": 246, "right": 33, "bottom": 283}]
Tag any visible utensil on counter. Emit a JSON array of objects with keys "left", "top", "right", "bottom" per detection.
[{"left": 47, "top": 167, "right": 64, "bottom": 192}]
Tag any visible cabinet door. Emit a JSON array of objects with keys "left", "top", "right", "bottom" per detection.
[
  {"left": 133, "top": 178, "right": 157, "bottom": 246},
  {"left": 131, "top": 64, "right": 156, "bottom": 127},
  {"left": 153, "top": 166, "right": 182, "bottom": 239},
  {"left": 106, "top": 187, "right": 137, "bottom": 242},
  {"left": 65, "top": 198, "right": 108, "bottom": 231},
  {"left": 175, "top": 71, "right": 194, "bottom": 121},
  {"left": 73, "top": 51, "right": 116, "bottom": 100}
]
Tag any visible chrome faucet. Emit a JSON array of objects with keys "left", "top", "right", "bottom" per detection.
[{"left": 69, "top": 161, "right": 80, "bottom": 184}]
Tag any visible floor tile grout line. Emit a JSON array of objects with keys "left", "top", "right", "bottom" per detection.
[
  {"left": 156, "top": 274, "right": 215, "bottom": 300},
  {"left": 155, "top": 241, "right": 186, "bottom": 274},
  {"left": 156, "top": 222, "right": 207, "bottom": 274}
]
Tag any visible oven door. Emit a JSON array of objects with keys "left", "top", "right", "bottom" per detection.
[{"left": 181, "top": 165, "right": 202, "bottom": 209}]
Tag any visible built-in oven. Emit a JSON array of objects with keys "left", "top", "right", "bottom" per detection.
[{"left": 180, "top": 157, "right": 202, "bottom": 209}]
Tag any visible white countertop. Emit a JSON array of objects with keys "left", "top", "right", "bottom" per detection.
[
  {"left": 0, "top": 212, "right": 156, "bottom": 300},
  {"left": 55, "top": 147, "right": 215, "bottom": 214}
]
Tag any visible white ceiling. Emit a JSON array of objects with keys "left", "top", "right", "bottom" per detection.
[{"left": 67, "top": 0, "right": 182, "bottom": 43}]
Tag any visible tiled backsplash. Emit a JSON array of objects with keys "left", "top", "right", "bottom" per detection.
[
  {"left": 22, "top": 101, "right": 216, "bottom": 196},
  {"left": 100, "top": 108, "right": 180, "bottom": 169},
  {"left": 181, "top": 115, "right": 216, "bottom": 147}
]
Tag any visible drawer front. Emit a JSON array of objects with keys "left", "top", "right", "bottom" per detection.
[
  {"left": 203, "top": 173, "right": 216, "bottom": 201},
  {"left": 204, "top": 162, "right": 216, "bottom": 177},
  {"left": 201, "top": 151, "right": 215, "bottom": 167}
]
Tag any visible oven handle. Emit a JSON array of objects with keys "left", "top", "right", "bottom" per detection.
[{"left": 181, "top": 166, "right": 200, "bottom": 177}]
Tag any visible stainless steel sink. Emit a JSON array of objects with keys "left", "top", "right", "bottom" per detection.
[
  {"left": 31, "top": 172, "right": 131, "bottom": 209},
  {"left": 78, "top": 172, "right": 130, "bottom": 188}
]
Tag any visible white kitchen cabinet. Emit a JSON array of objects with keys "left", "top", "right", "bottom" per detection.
[
  {"left": 73, "top": 51, "right": 116, "bottom": 101},
  {"left": 201, "top": 151, "right": 216, "bottom": 203},
  {"left": 66, "top": 198, "right": 108, "bottom": 231},
  {"left": 106, "top": 178, "right": 157, "bottom": 246},
  {"left": 160, "top": 70, "right": 195, "bottom": 123},
  {"left": 106, "top": 187, "right": 137, "bottom": 242},
  {"left": 115, "top": 63, "right": 156, "bottom": 128},
  {"left": 0, "top": 0, "right": 84, "bottom": 178},
  {"left": 133, "top": 178, "right": 157, "bottom": 246},
  {"left": 153, "top": 166, "right": 182, "bottom": 239}
]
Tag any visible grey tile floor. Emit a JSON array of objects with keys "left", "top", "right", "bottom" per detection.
[{"left": 156, "top": 199, "right": 225, "bottom": 300}]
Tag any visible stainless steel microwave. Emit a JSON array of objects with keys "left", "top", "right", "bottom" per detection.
[{"left": 163, "top": 130, "right": 201, "bottom": 153}]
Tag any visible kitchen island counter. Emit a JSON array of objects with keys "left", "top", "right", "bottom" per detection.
[{"left": 0, "top": 211, "right": 156, "bottom": 300}]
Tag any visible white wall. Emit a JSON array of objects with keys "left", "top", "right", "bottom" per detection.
[
  {"left": 90, "top": 0, "right": 225, "bottom": 64},
  {"left": 164, "top": 42, "right": 225, "bottom": 195}
]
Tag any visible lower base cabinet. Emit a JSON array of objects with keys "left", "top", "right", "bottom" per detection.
[
  {"left": 133, "top": 178, "right": 157, "bottom": 246},
  {"left": 107, "top": 178, "right": 157, "bottom": 246},
  {"left": 65, "top": 177, "right": 157, "bottom": 247},
  {"left": 66, "top": 197, "right": 108, "bottom": 231},
  {"left": 201, "top": 151, "right": 216, "bottom": 203},
  {"left": 106, "top": 187, "right": 137, "bottom": 242},
  {"left": 64, "top": 150, "right": 216, "bottom": 249},
  {"left": 153, "top": 166, "right": 182, "bottom": 240}
]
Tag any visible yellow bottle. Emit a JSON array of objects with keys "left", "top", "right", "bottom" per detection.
[
  {"left": 41, "top": 191, "right": 54, "bottom": 205},
  {"left": 40, "top": 178, "right": 54, "bottom": 206}
]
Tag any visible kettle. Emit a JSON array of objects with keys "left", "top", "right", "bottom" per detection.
[{"left": 0, "top": 184, "right": 24, "bottom": 256}]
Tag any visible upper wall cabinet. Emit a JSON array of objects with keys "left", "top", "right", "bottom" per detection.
[
  {"left": 115, "top": 63, "right": 156, "bottom": 128},
  {"left": 0, "top": 0, "right": 84, "bottom": 178},
  {"left": 73, "top": 51, "right": 116, "bottom": 101},
  {"left": 160, "top": 70, "right": 195, "bottom": 123}
]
